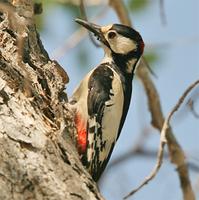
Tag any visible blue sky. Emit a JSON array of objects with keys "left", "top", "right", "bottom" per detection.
[{"left": 40, "top": 0, "right": 199, "bottom": 199}]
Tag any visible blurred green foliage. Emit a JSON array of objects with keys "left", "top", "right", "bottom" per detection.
[
  {"left": 34, "top": 0, "right": 79, "bottom": 31},
  {"left": 144, "top": 51, "right": 160, "bottom": 66},
  {"left": 127, "top": 0, "right": 150, "bottom": 13}
]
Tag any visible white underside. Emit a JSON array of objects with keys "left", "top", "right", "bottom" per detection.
[
  {"left": 70, "top": 63, "right": 124, "bottom": 170},
  {"left": 87, "top": 66, "right": 124, "bottom": 169},
  {"left": 88, "top": 68, "right": 124, "bottom": 165}
]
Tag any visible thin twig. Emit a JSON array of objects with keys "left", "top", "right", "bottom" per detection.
[
  {"left": 52, "top": 6, "right": 108, "bottom": 59},
  {"left": 159, "top": 0, "right": 167, "bottom": 25},
  {"left": 57, "top": 0, "right": 106, "bottom": 6},
  {"left": 187, "top": 99, "right": 199, "bottom": 118},
  {"left": 124, "top": 79, "right": 199, "bottom": 199},
  {"left": 108, "top": 1, "right": 195, "bottom": 200},
  {"left": 105, "top": 149, "right": 199, "bottom": 173},
  {"left": 124, "top": 128, "right": 166, "bottom": 199},
  {"left": 167, "top": 80, "right": 199, "bottom": 123}
]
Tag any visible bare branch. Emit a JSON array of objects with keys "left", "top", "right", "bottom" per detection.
[
  {"left": 166, "top": 80, "right": 199, "bottom": 124},
  {"left": 124, "top": 128, "right": 166, "bottom": 199},
  {"left": 52, "top": 6, "right": 108, "bottom": 59},
  {"left": 57, "top": 0, "right": 107, "bottom": 6},
  {"left": 124, "top": 79, "right": 199, "bottom": 199},
  {"left": 187, "top": 99, "right": 199, "bottom": 118},
  {"left": 159, "top": 0, "right": 167, "bottom": 25},
  {"left": 108, "top": 1, "right": 195, "bottom": 199},
  {"left": 105, "top": 148, "right": 199, "bottom": 173}
]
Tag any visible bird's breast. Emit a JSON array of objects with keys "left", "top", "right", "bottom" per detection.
[{"left": 97, "top": 68, "right": 124, "bottom": 160}]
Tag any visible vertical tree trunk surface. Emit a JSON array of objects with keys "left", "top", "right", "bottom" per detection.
[{"left": 0, "top": 1, "right": 103, "bottom": 199}]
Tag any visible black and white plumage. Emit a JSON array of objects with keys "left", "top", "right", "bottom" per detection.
[{"left": 69, "top": 19, "right": 144, "bottom": 181}]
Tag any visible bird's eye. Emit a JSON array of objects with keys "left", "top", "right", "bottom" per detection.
[{"left": 108, "top": 31, "right": 116, "bottom": 39}]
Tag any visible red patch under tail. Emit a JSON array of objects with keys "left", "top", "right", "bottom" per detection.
[{"left": 74, "top": 113, "right": 87, "bottom": 154}]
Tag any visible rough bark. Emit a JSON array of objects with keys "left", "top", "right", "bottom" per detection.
[{"left": 0, "top": 1, "right": 103, "bottom": 200}]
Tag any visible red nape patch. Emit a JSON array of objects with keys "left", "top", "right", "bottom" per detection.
[
  {"left": 140, "top": 41, "right": 145, "bottom": 54},
  {"left": 74, "top": 113, "right": 87, "bottom": 154}
]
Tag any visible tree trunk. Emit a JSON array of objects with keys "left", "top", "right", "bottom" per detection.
[{"left": 0, "top": 1, "right": 103, "bottom": 199}]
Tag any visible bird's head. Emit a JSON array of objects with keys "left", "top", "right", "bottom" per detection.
[{"left": 76, "top": 18, "right": 145, "bottom": 74}]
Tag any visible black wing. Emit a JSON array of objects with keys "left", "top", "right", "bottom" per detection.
[{"left": 82, "top": 64, "right": 116, "bottom": 182}]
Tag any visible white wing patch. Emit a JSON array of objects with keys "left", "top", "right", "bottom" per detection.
[{"left": 87, "top": 68, "right": 124, "bottom": 170}]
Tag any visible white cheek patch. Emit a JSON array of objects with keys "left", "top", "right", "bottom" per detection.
[{"left": 109, "top": 35, "right": 137, "bottom": 54}]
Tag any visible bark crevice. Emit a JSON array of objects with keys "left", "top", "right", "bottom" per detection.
[{"left": 0, "top": 1, "right": 103, "bottom": 200}]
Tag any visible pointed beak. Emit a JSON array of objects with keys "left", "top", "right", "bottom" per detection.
[
  {"left": 75, "top": 18, "right": 101, "bottom": 36},
  {"left": 75, "top": 18, "right": 108, "bottom": 46}
]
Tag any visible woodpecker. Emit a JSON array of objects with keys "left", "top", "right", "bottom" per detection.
[{"left": 70, "top": 18, "right": 144, "bottom": 181}]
